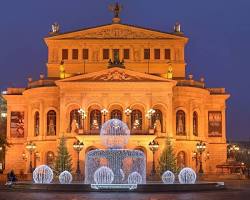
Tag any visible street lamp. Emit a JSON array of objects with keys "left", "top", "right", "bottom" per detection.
[
  {"left": 148, "top": 139, "right": 159, "bottom": 177},
  {"left": 196, "top": 141, "right": 206, "bottom": 174},
  {"left": 228, "top": 144, "right": 240, "bottom": 160},
  {"left": 78, "top": 108, "right": 87, "bottom": 131},
  {"left": 101, "top": 108, "right": 108, "bottom": 122},
  {"left": 25, "top": 141, "right": 36, "bottom": 173},
  {"left": 73, "top": 140, "right": 84, "bottom": 175}
]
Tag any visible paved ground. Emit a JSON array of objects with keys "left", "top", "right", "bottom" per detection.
[{"left": 0, "top": 180, "right": 249, "bottom": 200}]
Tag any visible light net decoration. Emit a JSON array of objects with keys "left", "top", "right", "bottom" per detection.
[
  {"left": 33, "top": 165, "right": 53, "bottom": 184},
  {"left": 59, "top": 171, "right": 72, "bottom": 184},
  {"left": 178, "top": 167, "right": 196, "bottom": 184},
  {"left": 127, "top": 172, "right": 143, "bottom": 184},
  {"left": 85, "top": 149, "right": 146, "bottom": 184},
  {"left": 85, "top": 119, "right": 146, "bottom": 184},
  {"left": 94, "top": 166, "right": 114, "bottom": 184},
  {"left": 100, "top": 119, "right": 130, "bottom": 149},
  {"left": 162, "top": 170, "right": 175, "bottom": 184}
]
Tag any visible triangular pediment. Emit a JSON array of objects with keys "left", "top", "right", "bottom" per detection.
[
  {"left": 46, "top": 23, "right": 187, "bottom": 40},
  {"left": 56, "top": 67, "right": 176, "bottom": 83}
]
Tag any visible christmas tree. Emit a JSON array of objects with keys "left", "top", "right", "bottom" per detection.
[
  {"left": 158, "top": 137, "right": 178, "bottom": 175},
  {"left": 54, "top": 136, "right": 73, "bottom": 176}
]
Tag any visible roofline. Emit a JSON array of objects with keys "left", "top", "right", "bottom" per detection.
[{"left": 44, "top": 23, "right": 188, "bottom": 39}]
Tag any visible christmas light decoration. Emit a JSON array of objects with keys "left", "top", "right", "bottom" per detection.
[
  {"left": 85, "top": 119, "right": 146, "bottom": 184},
  {"left": 127, "top": 172, "right": 142, "bottom": 184},
  {"left": 178, "top": 167, "right": 196, "bottom": 184},
  {"left": 59, "top": 170, "right": 73, "bottom": 184},
  {"left": 94, "top": 166, "right": 114, "bottom": 184},
  {"left": 33, "top": 165, "right": 53, "bottom": 184},
  {"left": 162, "top": 170, "right": 175, "bottom": 184}
]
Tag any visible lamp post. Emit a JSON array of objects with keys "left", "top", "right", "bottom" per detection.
[
  {"left": 196, "top": 141, "right": 206, "bottom": 174},
  {"left": 228, "top": 144, "right": 239, "bottom": 160},
  {"left": 101, "top": 108, "right": 108, "bottom": 123},
  {"left": 78, "top": 108, "right": 87, "bottom": 131},
  {"left": 25, "top": 141, "right": 36, "bottom": 173},
  {"left": 148, "top": 139, "right": 159, "bottom": 176},
  {"left": 73, "top": 140, "right": 84, "bottom": 175}
]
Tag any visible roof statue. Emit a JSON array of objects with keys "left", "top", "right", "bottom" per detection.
[
  {"left": 174, "top": 22, "right": 183, "bottom": 34},
  {"left": 50, "top": 22, "right": 60, "bottom": 34},
  {"left": 109, "top": 2, "right": 123, "bottom": 23}
]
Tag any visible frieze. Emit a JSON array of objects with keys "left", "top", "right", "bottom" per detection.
[
  {"left": 72, "top": 28, "right": 169, "bottom": 39},
  {"left": 99, "top": 71, "right": 133, "bottom": 81}
]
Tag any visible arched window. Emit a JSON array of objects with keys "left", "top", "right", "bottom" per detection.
[
  {"left": 193, "top": 111, "right": 198, "bottom": 136},
  {"left": 131, "top": 109, "right": 142, "bottom": 130},
  {"left": 46, "top": 151, "right": 55, "bottom": 168},
  {"left": 47, "top": 110, "right": 56, "bottom": 136},
  {"left": 177, "top": 151, "right": 186, "bottom": 169},
  {"left": 90, "top": 109, "right": 102, "bottom": 130},
  {"left": 111, "top": 109, "right": 122, "bottom": 120},
  {"left": 34, "top": 111, "right": 39, "bottom": 136},
  {"left": 151, "top": 109, "right": 163, "bottom": 132},
  {"left": 70, "top": 109, "right": 81, "bottom": 132},
  {"left": 176, "top": 110, "right": 186, "bottom": 135}
]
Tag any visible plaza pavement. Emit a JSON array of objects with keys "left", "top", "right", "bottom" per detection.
[{"left": 0, "top": 180, "right": 249, "bottom": 200}]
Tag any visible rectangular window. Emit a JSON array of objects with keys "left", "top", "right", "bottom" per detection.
[
  {"left": 72, "top": 49, "right": 78, "bottom": 60},
  {"left": 123, "top": 49, "right": 130, "bottom": 59},
  {"left": 208, "top": 111, "right": 222, "bottom": 137},
  {"left": 113, "top": 49, "right": 119, "bottom": 60},
  {"left": 103, "top": 49, "right": 109, "bottom": 59},
  {"left": 82, "top": 49, "right": 89, "bottom": 60},
  {"left": 62, "top": 49, "right": 68, "bottom": 60},
  {"left": 144, "top": 48, "right": 150, "bottom": 59},
  {"left": 165, "top": 49, "right": 171, "bottom": 60},
  {"left": 154, "top": 49, "right": 160, "bottom": 59}
]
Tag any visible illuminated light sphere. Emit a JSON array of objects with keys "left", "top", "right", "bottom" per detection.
[
  {"left": 178, "top": 167, "right": 196, "bottom": 184},
  {"left": 162, "top": 170, "right": 175, "bottom": 184},
  {"left": 59, "top": 171, "right": 72, "bottom": 184},
  {"left": 94, "top": 166, "right": 114, "bottom": 184},
  {"left": 100, "top": 119, "right": 130, "bottom": 149},
  {"left": 33, "top": 165, "right": 53, "bottom": 184},
  {"left": 127, "top": 172, "right": 142, "bottom": 184}
]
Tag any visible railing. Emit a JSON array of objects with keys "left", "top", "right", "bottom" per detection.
[
  {"left": 207, "top": 88, "right": 226, "bottom": 94},
  {"left": 77, "top": 129, "right": 154, "bottom": 135},
  {"left": 6, "top": 88, "right": 25, "bottom": 95},
  {"left": 27, "top": 79, "right": 56, "bottom": 89},
  {"left": 176, "top": 80, "right": 205, "bottom": 88}
]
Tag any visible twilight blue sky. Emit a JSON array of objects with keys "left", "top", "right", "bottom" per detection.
[{"left": 0, "top": 0, "right": 249, "bottom": 141}]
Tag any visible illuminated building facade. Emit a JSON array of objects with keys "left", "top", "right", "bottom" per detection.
[{"left": 3, "top": 9, "right": 230, "bottom": 176}]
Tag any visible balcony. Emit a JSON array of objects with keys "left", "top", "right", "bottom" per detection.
[
  {"left": 207, "top": 88, "right": 227, "bottom": 95},
  {"left": 76, "top": 129, "right": 154, "bottom": 135}
]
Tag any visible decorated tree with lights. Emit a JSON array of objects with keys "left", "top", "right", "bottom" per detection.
[
  {"left": 158, "top": 137, "right": 178, "bottom": 175},
  {"left": 54, "top": 136, "right": 73, "bottom": 176}
]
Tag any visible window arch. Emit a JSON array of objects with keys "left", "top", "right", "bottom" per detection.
[
  {"left": 176, "top": 110, "right": 186, "bottom": 135},
  {"left": 151, "top": 109, "right": 163, "bottom": 132},
  {"left": 193, "top": 111, "right": 198, "bottom": 136},
  {"left": 110, "top": 109, "right": 122, "bottom": 120},
  {"left": 34, "top": 111, "right": 39, "bottom": 136},
  {"left": 131, "top": 109, "right": 142, "bottom": 130},
  {"left": 47, "top": 110, "right": 56, "bottom": 136},
  {"left": 46, "top": 151, "right": 55, "bottom": 167},
  {"left": 177, "top": 151, "right": 186, "bottom": 169},
  {"left": 70, "top": 109, "right": 81, "bottom": 132},
  {"left": 90, "top": 109, "right": 101, "bottom": 130}
]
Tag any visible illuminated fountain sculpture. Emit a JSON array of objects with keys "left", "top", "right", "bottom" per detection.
[{"left": 85, "top": 119, "right": 146, "bottom": 184}]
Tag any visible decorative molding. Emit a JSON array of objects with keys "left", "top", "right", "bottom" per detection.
[{"left": 69, "top": 28, "right": 170, "bottom": 39}]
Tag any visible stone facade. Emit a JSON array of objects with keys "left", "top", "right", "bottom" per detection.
[{"left": 3, "top": 20, "right": 229, "bottom": 176}]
